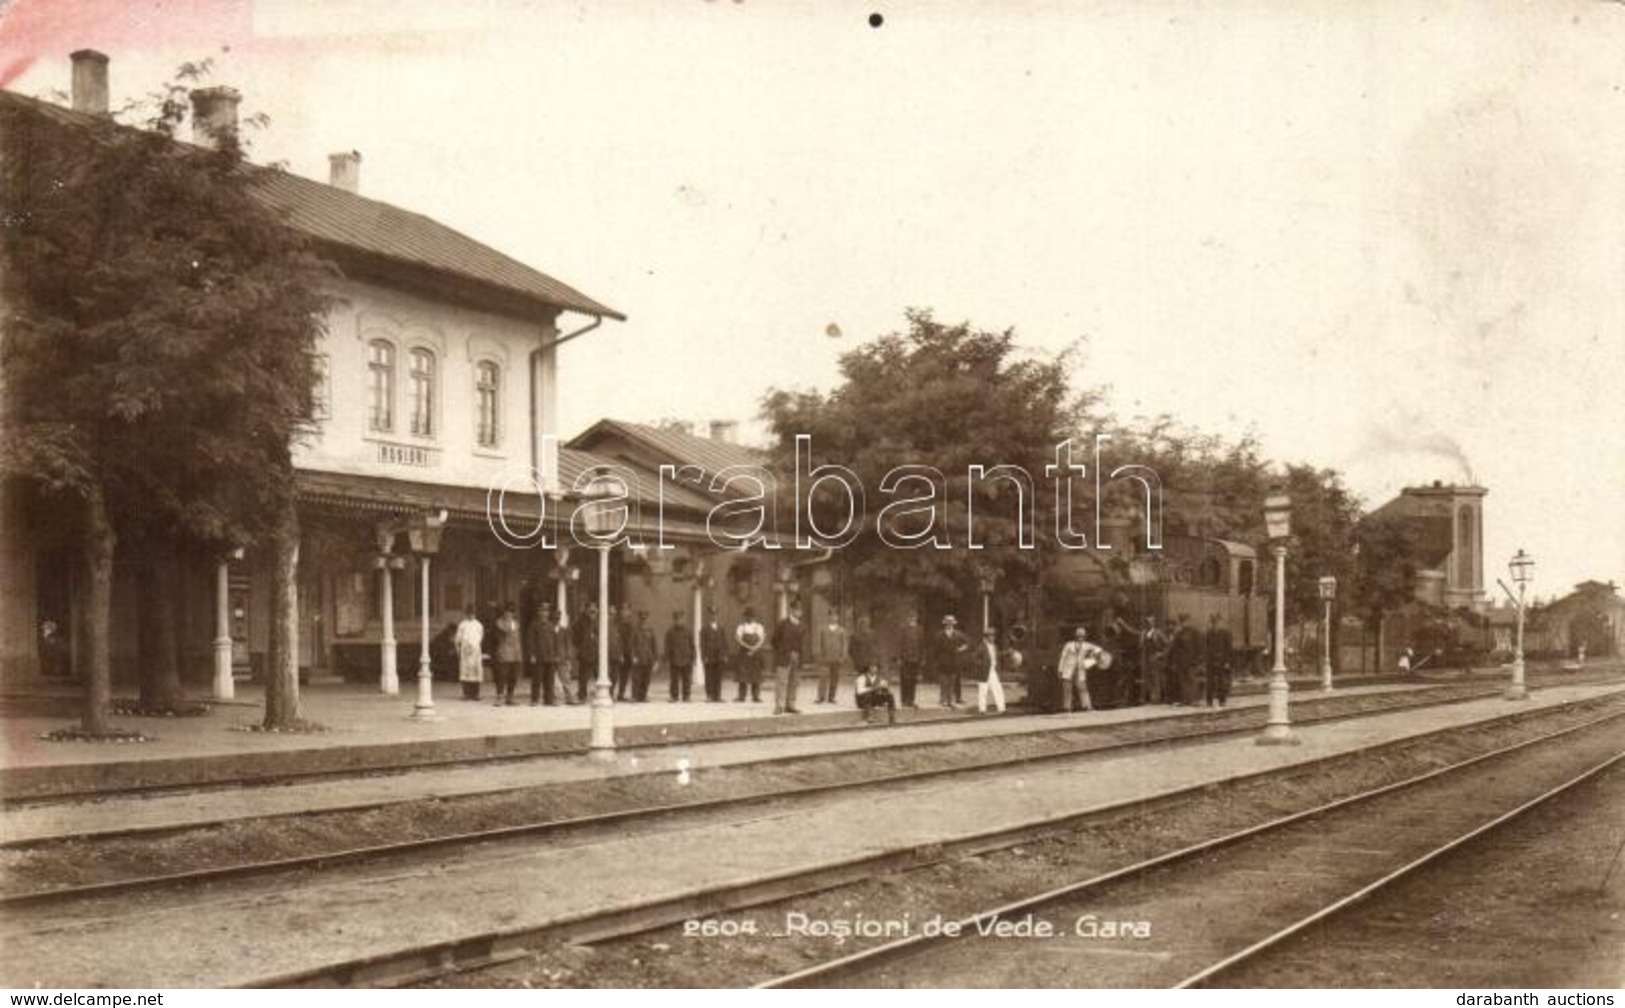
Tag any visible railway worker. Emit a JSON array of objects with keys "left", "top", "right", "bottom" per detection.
[
  {"left": 631, "top": 610, "right": 658, "bottom": 702},
  {"left": 551, "top": 610, "right": 578, "bottom": 705},
  {"left": 528, "top": 603, "right": 561, "bottom": 705},
  {"left": 493, "top": 602, "right": 523, "bottom": 706},
  {"left": 934, "top": 615, "right": 971, "bottom": 708},
  {"left": 609, "top": 605, "right": 631, "bottom": 701},
  {"left": 896, "top": 612, "right": 925, "bottom": 708},
  {"left": 734, "top": 607, "right": 766, "bottom": 702},
  {"left": 975, "top": 628, "right": 1007, "bottom": 714},
  {"left": 455, "top": 608, "right": 485, "bottom": 701},
  {"left": 664, "top": 610, "right": 695, "bottom": 702},
  {"left": 772, "top": 603, "right": 807, "bottom": 714},
  {"left": 700, "top": 607, "right": 727, "bottom": 701},
  {"left": 574, "top": 602, "right": 599, "bottom": 701},
  {"left": 1203, "top": 613, "right": 1234, "bottom": 707},
  {"left": 854, "top": 663, "right": 897, "bottom": 724},
  {"left": 813, "top": 613, "right": 849, "bottom": 704},
  {"left": 1108, "top": 617, "right": 1142, "bottom": 707},
  {"left": 517, "top": 578, "right": 540, "bottom": 683},
  {"left": 1169, "top": 614, "right": 1202, "bottom": 705},
  {"left": 1140, "top": 616, "right": 1170, "bottom": 704},
  {"left": 1398, "top": 646, "right": 1415, "bottom": 676}
]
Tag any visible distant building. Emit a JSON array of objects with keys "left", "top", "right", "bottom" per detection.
[
  {"left": 1367, "top": 481, "right": 1488, "bottom": 613},
  {"left": 1534, "top": 580, "right": 1624, "bottom": 658}
]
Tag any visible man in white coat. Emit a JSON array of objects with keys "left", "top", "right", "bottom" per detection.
[
  {"left": 976, "top": 629, "right": 1006, "bottom": 714},
  {"left": 1056, "top": 626, "right": 1104, "bottom": 713},
  {"left": 455, "top": 609, "right": 485, "bottom": 701}
]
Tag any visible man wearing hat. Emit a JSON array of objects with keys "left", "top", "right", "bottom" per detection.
[
  {"left": 933, "top": 615, "right": 970, "bottom": 708},
  {"left": 700, "top": 607, "right": 727, "bottom": 701}
]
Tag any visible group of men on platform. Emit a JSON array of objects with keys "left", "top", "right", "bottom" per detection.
[
  {"left": 1041, "top": 613, "right": 1236, "bottom": 714},
  {"left": 447, "top": 583, "right": 1238, "bottom": 721}
]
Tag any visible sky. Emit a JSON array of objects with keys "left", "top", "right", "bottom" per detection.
[{"left": 3, "top": 0, "right": 1623, "bottom": 598}]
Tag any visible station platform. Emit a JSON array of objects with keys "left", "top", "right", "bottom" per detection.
[{"left": 0, "top": 677, "right": 1443, "bottom": 843}]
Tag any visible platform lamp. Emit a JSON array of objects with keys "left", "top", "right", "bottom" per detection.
[
  {"left": 1506, "top": 549, "right": 1534, "bottom": 701},
  {"left": 212, "top": 545, "right": 246, "bottom": 701},
  {"left": 977, "top": 563, "right": 998, "bottom": 637},
  {"left": 1318, "top": 575, "right": 1337, "bottom": 692},
  {"left": 583, "top": 467, "right": 628, "bottom": 758},
  {"left": 1258, "top": 489, "right": 1300, "bottom": 745},
  {"left": 406, "top": 508, "right": 448, "bottom": 722}
]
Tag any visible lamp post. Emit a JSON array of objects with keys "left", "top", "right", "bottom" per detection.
[
  {"left": 407, "top": 509, "right": 447, "bottom": 721},
  {"left": 1258, "top": 489, "right": 1299, "bottom": 745},
  {"left": 212, "top": 546, "right": 244, "bottom": 700},
  {"left": 1318, "top": 575, "right": 1337, "bottom": 692},
  {"left": 1507, "top": 549, "right": 1534, "bottom": 701},
  {"left": 584, "top": 468, "right": 627, "bottom": 758},
  {"left": 977, "top": 564, "right": 997, "bottom": 636}
]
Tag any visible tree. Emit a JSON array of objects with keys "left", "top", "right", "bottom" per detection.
[
  {"left": 760, "top": 309, "right": 1089, "bottom": 613},
  {"left": 0, "top": 66, "right": 330, "bottom": 733},
  {"left": 1278, "top": 464, "right": 1363, "bottom": 624},
  {"left": 1349, "top": 513, "right": 1421, "bottom": 665}
]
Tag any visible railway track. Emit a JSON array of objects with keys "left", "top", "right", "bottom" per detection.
[
  {"left": 4, "top": 678, "right": 1616, "bottom": 909},
  {"left": 752, "top": 708, "right": 1625, "bottom": 988},
  {"left": 3, "top": 686, "right": 1618, "bottom": 988},
  {"left": 251, "top": 690, "right": 1622, "bottom": 986}
]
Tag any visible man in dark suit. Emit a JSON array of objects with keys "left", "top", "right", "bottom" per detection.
[
  {"left": 1204, "top": 613, "right": 1234, "bottom": 707},
  {"left": 631, "top": 610, "right": 657, "bottom": 702},
  {"left": 518, "top": 578, "right": 540, "bottom": 687},
  {"left": 934, "top": 615, "right": 970, "bottom": 708},
  {"left": 529, "top": 603, "right": 559, "bottom": 706},
  {"left": 609, "top": 605, "right": 631, "bottom": 700},
  {"left": 897, "top": 612, "right": 924, "bottom": 707},
  {"left": 700, "top": 607, "right": 727, "bottom": 701},
  {"left": 771, "top": 604, "right": 806, "bottom": 714},
  {"left": 1168, "top": 613, "right": 1202, "bottom": 705},
  {"left": 664, "top": 610, "right": 695, "bottom": 702},
  {"left": 574, "top": 601, "right": 599, "bottom": 701}
]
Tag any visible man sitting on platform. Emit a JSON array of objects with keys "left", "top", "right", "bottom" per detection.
[{"left": 854, "top": 663, "right": 897, "bottom": 725}]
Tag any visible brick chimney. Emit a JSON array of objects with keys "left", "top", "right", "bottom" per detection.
[
  {"left": 328, "top": 151, "right": 361, "bottom": 193},
  {"left": 709, "top": 420, "right": 738, "bottom": 444},
  {"left": 189, "top": 86, "right": 241, "bottom": 149},
  {"left": 70, "top": 50, "right": 109, "bottom": 116}
]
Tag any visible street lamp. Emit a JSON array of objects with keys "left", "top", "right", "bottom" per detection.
[
  {"left": 1318, "top": 575, "right": 1337, "bottom": 692},
  {"left": 583, "top": 468, "right": 627, "bottom": 758},
  {"left": 1258, "top": 489, "right": 1299, "bottom": 745},
  {"left": 406, "top": 508, "right": 447, "bottom": 721},
  {"left": 1506, "top": 548, "right": 1534, "bottom": 701},
  {"left": 977, "top": 564, "right": 998, "bottom": 636}
]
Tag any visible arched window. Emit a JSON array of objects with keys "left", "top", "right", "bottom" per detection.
[
  {"left": 475, "top": 360, "right": 500, "bottom": 447},
  {"left": 1237, "top": 560, "right": 1256, "bottom": 596},
  {"left": 1198, "top": 556, "right": 1223, "bottom": 588},
  {"left": 1457, "top": 506, "right": 1477, "bottom": 591},
  {"left": 367, "top": 340, "right": 394, "bottom": 432},
  {"left": 408, "top": 348, "right": 435, "bottom": 437}
]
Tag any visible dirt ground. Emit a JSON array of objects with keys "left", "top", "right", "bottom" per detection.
[
  {"left": 1216, "top": 757, "right": 1625, "bottom": 988},
  {"left": 423, "top": 694, "right": 1625, "bottom": 988}
]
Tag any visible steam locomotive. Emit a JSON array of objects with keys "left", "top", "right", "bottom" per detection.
[{"left": 1015, "top": 531, "right": 1269, "bottom": 707}]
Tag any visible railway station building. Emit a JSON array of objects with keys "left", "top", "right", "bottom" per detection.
[{"left": 0, "top": 52, "right": 613, "bottom": 686}]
